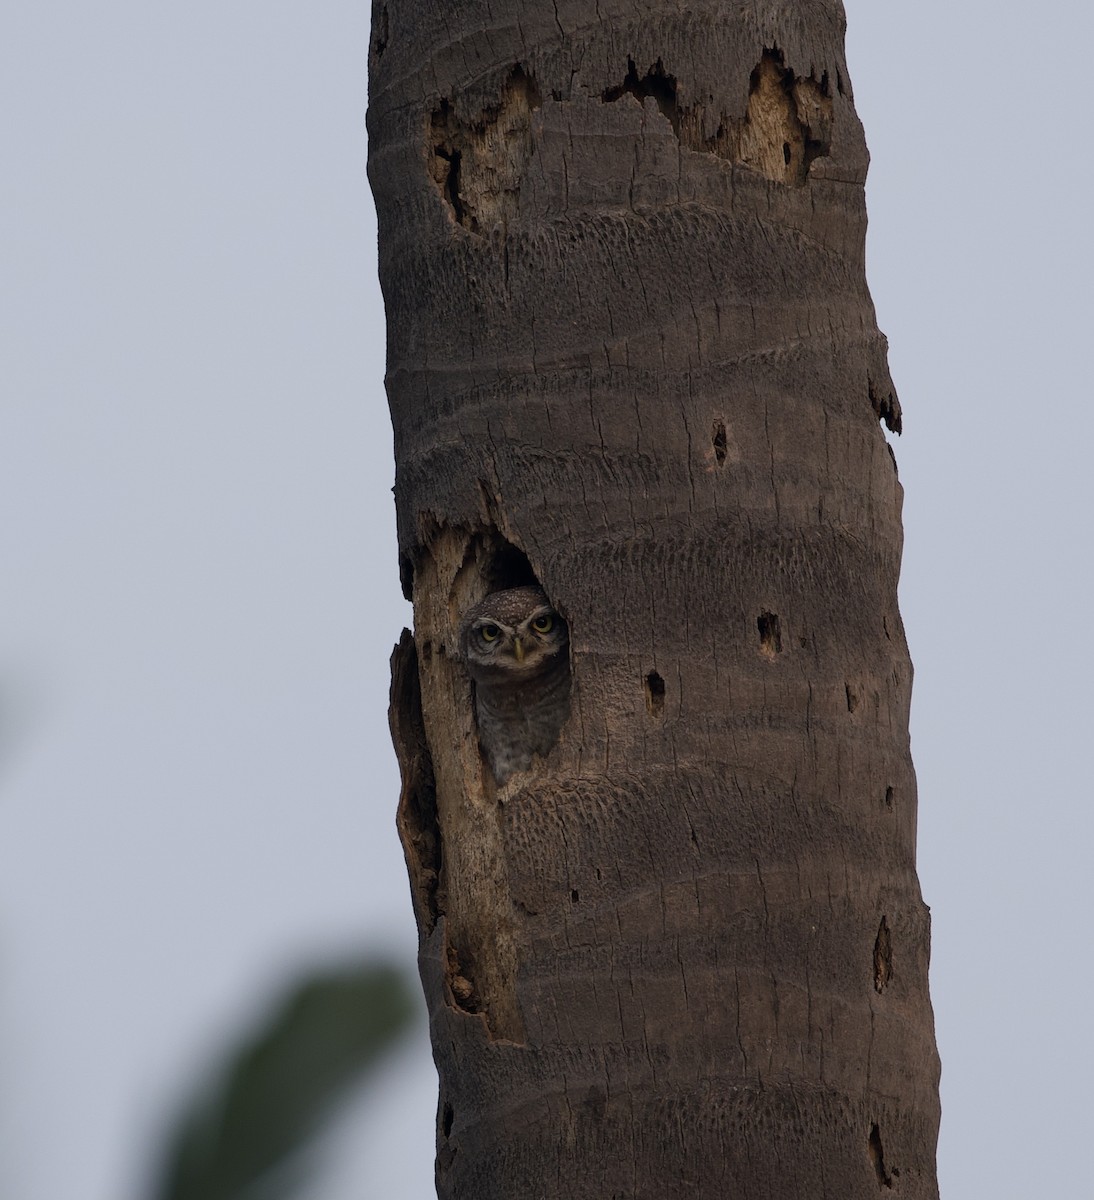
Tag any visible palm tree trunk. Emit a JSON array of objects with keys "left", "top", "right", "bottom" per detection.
[{"left": 372, "top": 2, "right": 940, "bottom": 1196}]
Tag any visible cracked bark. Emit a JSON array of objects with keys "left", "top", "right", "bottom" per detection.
[{"left": 369, "top": 1, "right": 940, "bottom": 1196}]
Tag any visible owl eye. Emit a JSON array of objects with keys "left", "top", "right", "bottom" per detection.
[
  {"left": 479, "top": 623, "right": 501, "bottom": 642},
  {"left": 530, "top": 614, "right": 554, "bottom": 634}
]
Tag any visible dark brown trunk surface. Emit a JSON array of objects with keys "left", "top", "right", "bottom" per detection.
[{"left": 371, "top": 2, "right": 940, "bottom": 1196}]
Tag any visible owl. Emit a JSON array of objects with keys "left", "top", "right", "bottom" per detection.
[{"left": 459, "top": 586, "right": 571, "bottom": 782}]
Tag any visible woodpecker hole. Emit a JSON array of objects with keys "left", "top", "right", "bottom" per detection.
[
  {"left": 712, "top": 419, "right": 728, "bottom": 464},
  {"left": 868, "top": 1123, "right": 895, "bottom": 1189},
  {"left": 645, "top": 671, "right": 665, "bottom": 716},
  {"left": 445, "top": 945, "right": 478, "bottom": 1013},
  {"left": 600, "top": 50, "right": 830, "bottom": 186},
  {"left": 758, "top": 612, "right": 782, "bottom": 657},
  {"left": 601, "top": 57, "right": 680, "bottom": 131},
  {"left": 884, "top": 786, "right": 894, "bottom": 810},
  {"left": 429, "top": 66, "right": 542, "bottom": 233}
]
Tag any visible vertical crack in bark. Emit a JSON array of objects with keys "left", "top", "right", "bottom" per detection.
[
  {"left": 873, "top": 916, "right": 893, "bottom": 993},
  {"left": 390, "top": 630, "right": 442, "bottom": 933},
  {"left": 436, "top": 1096, "right": 457, "bottom": 1174}
]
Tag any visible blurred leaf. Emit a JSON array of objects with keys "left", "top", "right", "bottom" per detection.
[
  {"left": 0, "top": 668, "right": 44, "bottom": 787},
  {"left": 152, "top": 960, "right": 416, "bottom": 1200}
]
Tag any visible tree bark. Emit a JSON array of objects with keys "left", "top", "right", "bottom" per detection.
[{"left": 370, "top": 2, "right": 940, "bottom": 1196}]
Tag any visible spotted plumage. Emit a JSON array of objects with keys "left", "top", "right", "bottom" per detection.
[{"left": 459, "top": 586, "right": 571, "bottom": 781}]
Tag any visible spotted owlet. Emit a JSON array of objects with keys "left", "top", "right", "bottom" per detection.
[{"left": 459, "top": 586, "right": 571, "bottom": 782}]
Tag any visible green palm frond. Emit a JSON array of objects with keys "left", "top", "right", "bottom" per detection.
[{"left": 152, "top": 960, "right": 416, "bottom": 1200}]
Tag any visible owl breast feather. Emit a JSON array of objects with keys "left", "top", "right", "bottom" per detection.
[{"left": 473, "top": 656, "right": 571, "bottom": 782}]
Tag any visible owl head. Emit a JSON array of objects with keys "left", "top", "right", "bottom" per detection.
[{"left": 459, "top": 586, "right": 569, "bottom": 683}]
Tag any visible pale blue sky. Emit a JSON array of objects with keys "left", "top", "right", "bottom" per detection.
[{"left": 2, "top": 3, "right": 1091, "bottom": 1198}]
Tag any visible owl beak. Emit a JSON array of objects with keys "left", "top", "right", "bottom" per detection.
[{"left": 512, "top": 636, "right": 525, "bottom": 663}]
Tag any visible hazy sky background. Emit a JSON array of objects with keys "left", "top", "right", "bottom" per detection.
[{"left": 2, "top": 3, "right": 1091, "bottom": 1198}]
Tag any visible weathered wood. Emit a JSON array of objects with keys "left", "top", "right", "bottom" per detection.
[{"left": 371, "top": 1, "right": 940, "bottom": 1195}]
